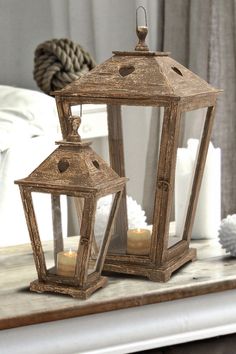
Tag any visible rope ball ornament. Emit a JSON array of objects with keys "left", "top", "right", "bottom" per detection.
[{"left": 33, "top": 38, "right": 96, "bottom": 95}]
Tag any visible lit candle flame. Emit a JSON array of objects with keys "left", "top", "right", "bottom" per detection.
[{"left": 68, "top": 248, "right": 73, "bottom": 256}]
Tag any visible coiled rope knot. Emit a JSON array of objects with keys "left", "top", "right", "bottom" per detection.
[{"left": 33, "top": 38, "right": 96, "bottom": 95}]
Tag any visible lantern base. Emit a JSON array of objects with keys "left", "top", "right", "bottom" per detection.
[
  {"left": 103, "top": 248, "right": 197, "bottom": 282},
  {"left": 30, "top": 276, "right": 108, "bottom": 300}
]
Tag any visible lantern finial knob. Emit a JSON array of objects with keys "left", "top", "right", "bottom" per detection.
[
  {"left": 67, "top": 115, "right": 81, "bottom": 142},
  {"left": 66, "top": 105, "right": 82, "bottom": 143},
  {"left": 135, "top": 6, "right": 149, "bottom": 51}
]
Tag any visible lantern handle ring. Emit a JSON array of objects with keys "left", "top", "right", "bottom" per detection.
[
  {"left": 135, "top": 6, "right": 149, "bottom": 51},
  {"left": 136, "top": 6, "right": 148, "bottom": 29}
]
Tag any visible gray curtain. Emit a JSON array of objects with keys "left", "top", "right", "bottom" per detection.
[
  {"left": 209, "top": 0, "right": 236, "bottom": 217},
  {"left": 143, "top": 0, "right": 236, "bottom": 219}
]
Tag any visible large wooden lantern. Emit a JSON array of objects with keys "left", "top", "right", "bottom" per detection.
[
  {"left": 15, "top": 116, "right": 126, "bottom": 299},
  {"left": 53, "top": 15, "right": 221, "bottom": 282}
]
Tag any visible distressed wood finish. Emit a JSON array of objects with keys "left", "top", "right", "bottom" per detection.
[
  {"left": 55, "top": 96, "right": 72, "bottom": 139},
  {"left": 75, "top": 196, "right": 96, "bottom": 288},
  {"left": 107, "top": 104, "right": 128, "bottom": 253},
  {"left": 30, "top": 277, "right": 107, "bottom": 300},
  {"left": 19, "top": 186, "right": 47, "bottom": 281},
  {"left": 53, "top": 54, "right": 220, "bottom": 100},
  {"left": 51, "top": 195, "right": 64, "bottom": 263},
  {"left": 15, "top": 131, "right": 127, "bottom": 298},
  {"left": 1, "top": 238, "right": 236, "bottom": 330},
  {"left": 52, "top": 34, "right": 221, "bottom": 282},
  {"left": 53, "top": 94, "right": 219, "bottom": 109},
  {"left": 103, "top": 102, "right": 198, "bottom": 282},
  {"left": 152, "top": 102, "right": 182, "bottom": 265}
]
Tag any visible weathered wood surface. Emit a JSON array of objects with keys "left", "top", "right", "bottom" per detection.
[
  {"left": 15, "top": 140, "right": 127, "bottom": 298},
  {"left": 104, "top": 101, "right": 207, "bottom": 281},
  {"left": 107, "top": 104, "right": 128, "bottom": 253},
  {"left": 54, "top": 46, "right": 220, "bottom": 282},
  {"left": 1, "top": 238, "right": 236, "bottom": 330},
  {"left": 54, "top": 53, "right": 220, "bottom": 100}
]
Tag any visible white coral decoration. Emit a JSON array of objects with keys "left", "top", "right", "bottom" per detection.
[
  {"left": 126, "top": 196, "right": 148, "bottom": 229},
  {"left": 94, "top": 195, "right": 148, "bottom": 238},
  {"left": 218, "top": 214, "right": 236, "bottom": 257}
]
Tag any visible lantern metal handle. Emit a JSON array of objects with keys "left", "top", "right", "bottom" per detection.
[
  {"left": 135, "top": 6, "right": 149, "bottom": 51},
  {"left": 136, "top": 6, "right": 148, "bottom": 29}
]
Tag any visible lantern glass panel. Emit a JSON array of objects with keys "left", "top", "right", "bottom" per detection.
[
  {"left": 168, "top": 108, "right": 206, "bottom": 247},
  {"left": 31, "top": 191, "right": 118, "bottom": 279},
  {"left": 89, "top": 193, "right": 116, "bottom": 274},
  {"left": 122, "top": 106, "right": 163, "bottom": 214},
  {"left": 108, "top": 106, "right": 164, "bottom": 256},
  {"left": 106, "top": 105, "right": 207, "bottom": 256},
  {"left": 31, "top": 192, "right": 83, "bottom": 277}
]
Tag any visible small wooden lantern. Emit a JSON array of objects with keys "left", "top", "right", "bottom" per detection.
[
  {"left": 53, "top": 11, "right": 221, "bottom": 282},
  {"left": 15, "top": 116, "right": 126, "bottom": 299}
]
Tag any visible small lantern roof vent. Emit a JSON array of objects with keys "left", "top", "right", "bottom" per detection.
[
  {"left": 16, "top": 143, "right": 126, "bottom": 194},
  {"left": 54, "top": 50, "right": 220, "bottom": 102},
  {"left": 54, "top": 52, "right": 219, "bottom": 101}
]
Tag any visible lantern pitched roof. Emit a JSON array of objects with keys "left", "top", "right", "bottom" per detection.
[
  {"left": 53, "top": 51, "right": 219, "bottom": 101},
  {"left": 15, "top": 143, "right": 126, "bottom": 194}
]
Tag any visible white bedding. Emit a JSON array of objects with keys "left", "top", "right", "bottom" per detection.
[
  {"left": 0, "top": 136, "right": 61, "bottom": 246},
  {"left": 0, "top": 85, "right": 66, "bottom": 247},
  {"left": 0, "top": 85, "right": 108, "bottom": 247}
]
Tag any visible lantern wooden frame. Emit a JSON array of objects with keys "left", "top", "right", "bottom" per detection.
[
  {"left": 53, "top": 34, "right": 221, "bottom": 282},
  {"left": 15, "top": 139, "right": 126, "bottom": 299}
]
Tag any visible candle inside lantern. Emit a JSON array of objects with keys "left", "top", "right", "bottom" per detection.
[
  {"left": 57, "top": 249, "right": 77, "bottom": 277},
  {"left": 127, "top": 228, "right": 151, "bottom": 255}
]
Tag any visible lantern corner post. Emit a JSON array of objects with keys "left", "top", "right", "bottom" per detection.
[
  {"left": 149, "top": 101, "right": 197, "bottom": 281},
  {"left": 150, "top": 102, "right": 182, "bottom": 265},
  {"left": 55, "top": 95, "right": 72, "bottom": 140},
  {"left": 106, "top": 104, "right": 128, "bottom": 253},
  {"left": 18, "top": 185, "right": 47, "bottom": 282}
]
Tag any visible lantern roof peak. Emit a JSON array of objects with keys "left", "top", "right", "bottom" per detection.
[
  {"left": 15, "top": 144, "right": 126, "bottom": 194},
  {"left": 53, "top": 6, "right": 220, "bottom": 102},
  {"left": 53, "top": 49, "right": 220, "bottom": 102}
]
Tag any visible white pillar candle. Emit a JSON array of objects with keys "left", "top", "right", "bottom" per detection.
[
  {"left": 175, "top": 139, "right": 221, "bottom": 239},
  {"left": 127, "top": 228, "right": 151, "bottom": 255},
  {"left": 57, "top": 249, "right": 77, "bottom": 277}
]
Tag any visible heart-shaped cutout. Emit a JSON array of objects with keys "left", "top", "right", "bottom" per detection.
[
  {"left": 119, "top": 65, "right": 135, "bottom": 77},
  {"left": 58, "top": 159, "right": 69, "bottom": 173}
]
